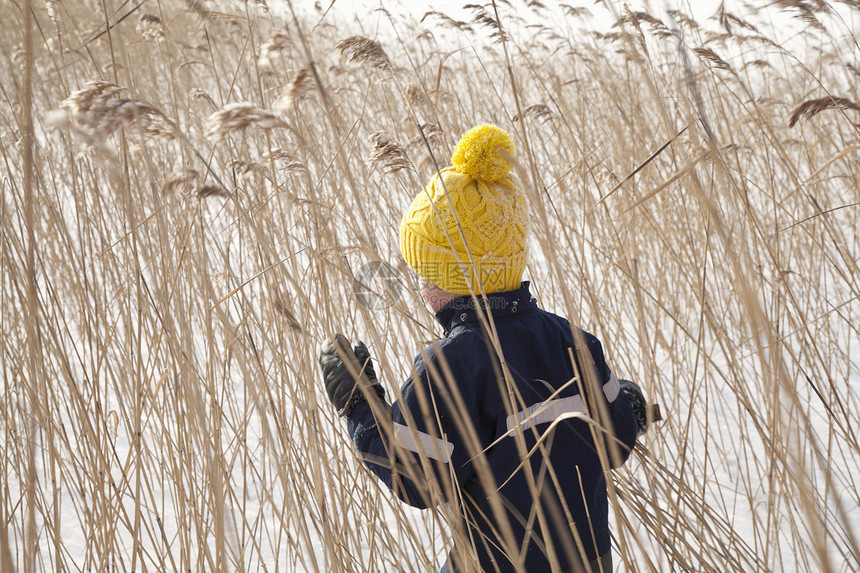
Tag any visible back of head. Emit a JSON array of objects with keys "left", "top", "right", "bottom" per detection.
[{"left": 399, "top": 124, "right": 530, "bottom": 295}]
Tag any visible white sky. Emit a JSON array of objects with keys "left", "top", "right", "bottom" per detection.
[
  {"left": 315, "top": 0, "right": 857, "bottom": 30},
  {"left": 288, "top": 0, "right": 858, "bottom": 64}
]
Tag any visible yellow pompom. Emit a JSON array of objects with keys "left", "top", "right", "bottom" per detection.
[{"left": 451, "top": 124, "right": 515, "bottom": 182}]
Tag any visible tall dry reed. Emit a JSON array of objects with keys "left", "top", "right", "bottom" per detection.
[{"left": 1, "top": 0, "right": 858, "bottom": 571}]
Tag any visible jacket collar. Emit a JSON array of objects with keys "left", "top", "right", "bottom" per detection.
[{"left": 434, "top": 281, "right": 537, "bottom": 336}]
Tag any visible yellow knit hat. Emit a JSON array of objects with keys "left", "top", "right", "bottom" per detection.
[{"left": 399, "top": 124, "right": 529, "bottom": 295}]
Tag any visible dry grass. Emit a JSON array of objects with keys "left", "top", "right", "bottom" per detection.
[{"left": 1, "top": 0, "right": 858, "bottom": 571}]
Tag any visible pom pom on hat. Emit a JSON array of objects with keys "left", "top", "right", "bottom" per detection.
[{"left": 451, "top": 124, "right": 515, "bottom": 182}]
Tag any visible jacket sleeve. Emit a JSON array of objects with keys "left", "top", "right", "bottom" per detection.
[
  {"left": 345, "top": 346, "right": 489, "bottom": 509},
  {"left": 582, "top": 332, "right": 638, "bottom": 468}
]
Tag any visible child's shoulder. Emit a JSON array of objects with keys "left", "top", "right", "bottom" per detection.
[
  {"left": 409, "top": 328, "right": 492, "bottom": 378},
  {"left": 419, "top": 327, "right": 483, "bottom": 359},
  {"left": 532, "top": 308, "right": 607, "bottom": 359}
]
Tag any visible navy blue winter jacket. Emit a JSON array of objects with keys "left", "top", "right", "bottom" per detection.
[{"left": 347, "top": 282, "right": 638, "bottom": 572}]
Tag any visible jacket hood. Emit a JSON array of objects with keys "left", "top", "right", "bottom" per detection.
[{"left": 434, "top": 281, "right": 537, "bottom": 336}]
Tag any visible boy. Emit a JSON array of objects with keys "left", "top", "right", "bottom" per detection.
[{"left": 319, "top": 125, "right": 648, "bottom": 572}]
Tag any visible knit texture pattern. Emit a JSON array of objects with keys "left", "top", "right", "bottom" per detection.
[{"left": 400, "top": 125, "right": 529, "bottom": 295}]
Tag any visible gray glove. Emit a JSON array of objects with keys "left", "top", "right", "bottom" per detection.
[
  {"left": 318, "top": 334, "right": 386, "bottom": 417},
  {"left": 619, "top": 379, "right": 649, "bottom": 437}
]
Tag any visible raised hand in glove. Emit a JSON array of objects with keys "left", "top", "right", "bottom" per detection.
[
  {"left": 318, "top": 334, "right": 386, "bottom": 417},
  {"left": 619, "top": 379, "right": 650, "bottom": 437}
]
